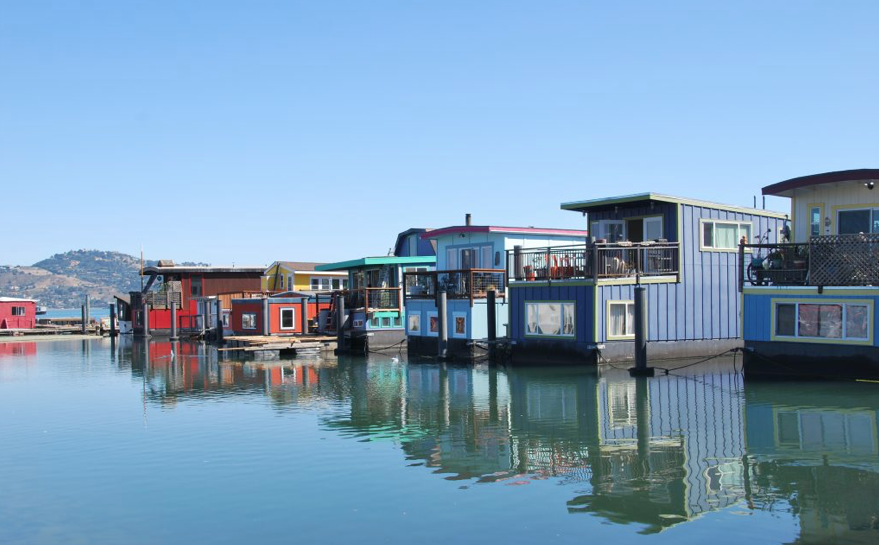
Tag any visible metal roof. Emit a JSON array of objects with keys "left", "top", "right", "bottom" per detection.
[
  {"left": 762, "top": 169, "right": 879, "bottom": 197},
  {"left": 560, "top": 192, "right": 787, "bottom": 218},
  {"left": 314, "top": 255, "right": 437, "bottom": 272},
  {"left": 421, "top": 226, "right": 589, "bottom": 239}
]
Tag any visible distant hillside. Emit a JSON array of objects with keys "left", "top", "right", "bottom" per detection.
[{"left": 0, "top": 250, "right": 211, "bottom": 309}]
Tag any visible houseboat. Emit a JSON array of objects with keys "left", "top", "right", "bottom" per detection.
[
  {"left": 0, "top": 297, "right": 37, "bottom": 330},
  {"left": 403, "top": 215, "right": 588, "bottom": 358},
  {"left": 261, "top": 261, "right": 348, "bottom": 293},
  {"left": 742, "top": 169, "right": 879, "bottom": 379},
  {"left": 507, "top": 193, "right": 786, "bottom": 364},
  {"left": 228, "top": 291, "right": 334, "bottom": 336},
  {"left": 130, "top": 260, "right": 264, "bottom": 336},
  {"left": 315, "top": 228, "right": 436, "bottom": 350}
]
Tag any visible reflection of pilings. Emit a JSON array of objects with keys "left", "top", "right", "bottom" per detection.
[
  {"left": 635, "top": 376, "right": 650, "bottom": 475},
  {"left": 489, "top": 367, "right": 498, "bottom": 423}
]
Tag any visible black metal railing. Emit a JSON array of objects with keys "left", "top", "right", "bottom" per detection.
[
  {"left": 403, "top": 269, "right": 506, "bottom": 306},
  {"left": 739, "top": 234, "right": 879, "bottom": 289},
  {"left": 505, "top": 243, "right": 680, "bottom": 282}
]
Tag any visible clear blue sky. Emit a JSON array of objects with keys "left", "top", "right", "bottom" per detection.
[{"left": 2, "top": 1, "right": 877, "bottom": 266}]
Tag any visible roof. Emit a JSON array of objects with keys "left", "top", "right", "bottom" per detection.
[
  {"left": 422, "top": 226, "right": 589, "bottom": 239},
  {"left": 141, "top": 265, "right": 265, "bottom": 275},
  {"left": 272, "top": 261, "right": 330, "bottom": 272},
  {"left": 762, "top": 169, "right": 879, "bottom": 197},
  {"left": 393, "top": 228, "right": 433, "bottom": 255},
  {"left": 560, "top": 192, "right": 787, "bottom": 219},
  {"left": 315, "top": 255, "right": 437, "bottom": 272},
  {"left": 0, "top": 297, "right": 36, "bottom": 303},
  {"left": 113, "top": 294, "right": 130, "bottom": 304}
]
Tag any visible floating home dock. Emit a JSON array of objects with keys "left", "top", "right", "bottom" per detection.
[{"left": 220, "top": 335, "right": 337, "bottom": 359}]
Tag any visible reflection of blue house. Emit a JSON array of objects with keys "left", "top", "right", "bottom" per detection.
[
  {"left": 507, "top": 193, "right": 786, "bottom": 363},
  {"left": 403, "top": 220, "right": 587, "bottom": 357},
  {"left": 742, "top": 170, "right": 879, "bottom": 379}
]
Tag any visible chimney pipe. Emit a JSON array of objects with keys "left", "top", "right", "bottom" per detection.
[{"left": 465, "top": 213, "right": 472, "bottom": 226}]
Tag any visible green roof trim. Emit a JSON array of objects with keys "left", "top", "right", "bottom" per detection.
[
  {"left": 560, "top": 192, "right": 787, "bottom": 219},
  {"left": 315, "top": 255, "right": 436, "bottom": 272}
]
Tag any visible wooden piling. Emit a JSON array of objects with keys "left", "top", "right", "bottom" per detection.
[{"left": 438, "top": 290, "right": 448, "bottom": 360}]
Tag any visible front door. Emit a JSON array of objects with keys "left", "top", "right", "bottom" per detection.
[{"left": 626, "top": 219, "right": 644, "bottom": 242}]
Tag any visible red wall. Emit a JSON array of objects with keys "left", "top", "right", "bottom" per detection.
[
  {"left": 0, "top": 301, "right": 36, "bottom": 329},
  {"left": 230, "top": 300, "right": 328, "bottom": 335}
]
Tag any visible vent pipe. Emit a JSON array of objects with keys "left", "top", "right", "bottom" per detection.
[{"left": 465, "top": 213, "right": 472, "bottom": 226}]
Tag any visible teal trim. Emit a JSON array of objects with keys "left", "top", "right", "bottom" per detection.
[{"left": 315, "top": 256, "right": 436, "bottom": 272}]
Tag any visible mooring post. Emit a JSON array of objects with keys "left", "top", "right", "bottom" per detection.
[
  {"left": 109, "top": 303, "right": 117, "bottom": 337},
  {"left": 335, "top": 293, "right": 346, "bottom": 353},
  {"left": 85, "top": 295, "right": 90, "bottom": 333},
  {"left": 487, "top": 288, "right": 497, "bottom": 361},
  {"left": 629, "top": 284, "right": 654, "bottom": 376},
  {"left": 81, "top": 304, "right": 87, "bottom": 334},
  {"left": 634, "top": 376, "right": 651, "bottom": 474},
  {"left": 300, "top": 297, "right": 309, "bottom": 335},
  {"left": 513, "top": 245, "right": 523, "bottom": 280},
  {"left": 215, "top": 299, "right": 224, "bottom": 343},
  {"left": 438, "top": 290, "right": 448, "bottom": 360},
  {"left": 141, "top": 302, "right": 150, "bottom": 338},
  {"left": 170, "top": 301, "right": 179, "bottom": 341},
  {"left": 262, "top": 296, "right": 270, "bottom": 336}
]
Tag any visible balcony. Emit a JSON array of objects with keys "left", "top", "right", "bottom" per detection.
[
  {"left": 740, "top": 234, "right": 879, "bottom": 289},
  {"left": 505, "top": 242, "right": 680, "bottom": 283},
  {"left": 342, "top": 287, "right": 402, "bottom": 311},
  {"left": 403, "top": 269, "right": 506, "bottom": 306}
]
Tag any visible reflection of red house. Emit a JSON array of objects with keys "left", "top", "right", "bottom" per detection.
[
  {"left": 131, "top": 263, "right": 264, "bottom": 335},
  {"left": 0, "top": 298, "right": 37, "bottom": 329},
  {"left": 229, "top": 294, "right": 332, "bottom": 336},
  {"left": 0, "top": 342, "right": 37, "bottom": 357}
]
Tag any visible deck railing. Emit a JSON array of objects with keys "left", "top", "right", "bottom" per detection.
[
  {"left": 403, "top": 269, "right": 506, "bottom": 306},
  {"left": 505, "top": 242, "right": 680, "bottom": 282},
  {"left": 342, "top": 287, "right": 402, "bottom": 311},
  {"left": 739, "top": 234, "right": 879, "bottom": 289}
]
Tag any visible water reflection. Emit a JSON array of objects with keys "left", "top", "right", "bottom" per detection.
[{"left": 117, "top": 340, "right": 879, "bottom": 541}]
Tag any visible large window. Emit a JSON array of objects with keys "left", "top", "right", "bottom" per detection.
[
  {"left": 447, "top": 245, "right": 494, "bottom": 270},
  {"left": 701, "top": 220, "right": 752, "bottom": 250},
  {"left": 775, "top": 301, "right": 870, "bottom": 341},
  {"left": 310, "top": 277, "right": 340, "bottom": 291},
  {"left": 837, "top": 208, "right": 879, "bottom": 235},
  {"left": 280, "top": 308, "right": 295, "bottom": 330},
  {"left": 591, "top": 220, "right": 625, "bottom": 243},
  {"left": 11, "top": 306, "right": 26, "bottom": 316},
  {"left": 190, "top": 277, "right": 203, "bottom": 297},
  {"left": 241, "top": 313, "right": 257, "bottom": 330},
  {"left": 607, "top": 301, "right": 635, "bottom": 339},
  {"left": 525, "top": 302, "right": 575, "bottom": 337}
]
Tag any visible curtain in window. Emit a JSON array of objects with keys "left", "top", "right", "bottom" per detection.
[
  {"left": 846, "top": 305, "right": 869, "bottom": 339},
  {"left": 538, "top": 303, "right": 561, "bottom": 335},
  {"left": 562, "top": 303, "right": 575, "bottom": 335},
  {"left": 715, "top": 223, "right": 738, "bottom": 249},
  {"left": 626, "top": 303, "right": 635, "bottom": 335},
  {"left": 526, "top": 304, "right": 539, "bottom": 335},
  {"left": 609, "top": 304, "right": 627, "bottom": 336},
  {"left": 798, "top": 304, "right": 819, "bottom": 337},
  {"left": 818, "top": 305, "right": 842, "bottom": 338}
]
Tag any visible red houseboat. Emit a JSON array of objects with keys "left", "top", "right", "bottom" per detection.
[{"left": 0, "top": 297, "right": 37, "bottom": 330}]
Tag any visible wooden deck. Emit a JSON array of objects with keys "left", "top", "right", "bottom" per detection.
[{"left": 220, "top": 335, "right": 337, "bottom": 356}]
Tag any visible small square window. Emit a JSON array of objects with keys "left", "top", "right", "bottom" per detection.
[
  {"left": 381, "top": 317, "right": 390, "bottom": 327},
  {"left": 280, "top": 308, "right": 295, "bottom": 330},
  {"left": 242, "top": 313, "right": 257, "bottom": 330}
]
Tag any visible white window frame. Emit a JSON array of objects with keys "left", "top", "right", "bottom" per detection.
[
  {"left": 836, "top": 207, "right": 879, "bottom": 235},
  {"left": 524, "top": 301, "right": 576, "bottom": 338},
  {"left": 279, "top": 307, "right": 296, "bottom": 330},
  {"left": 241, "top": 313, "right": 257, "bottom": 330},
  {"left": 590, "top": 220, "right": 625, "bottom": 243},
  {"left": 407, "top": 313, "right": 421, "bottom": 334},
  {"left": 643, "top": 216, "right": 664, "bottom": 241},
  {"left": 773, "top": 300, "right": 871, "bottom": 342},
  {"left": 607, "top": 300, "right": 635, "bottom": 340},
  {"left": 310, "top": 276, "right": 336, "bottom": 291},
  {"left": 700, "top": 219, "right": 753, "bottom": 251},
  {"left": 809, "top": 206, "right": 822, "bottom": 238}
]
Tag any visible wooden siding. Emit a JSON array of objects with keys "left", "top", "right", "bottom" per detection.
[
  {"left": 790, "top": 180, "right": 878, "bottom": 242},
  {"left": 509, "top": 284, "right": 594, "bottom": 343}
]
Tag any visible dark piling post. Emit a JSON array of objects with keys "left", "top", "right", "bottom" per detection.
[
  {"left": 438, "top": 290, "right": 448, "bottom": 360},
  {"left": 169, "top": 302, "right": 179, "bottom": 341},
  {"left": 300, "top": 297, "right": 309, "bottom": 335},
  {"left": 215, "top": 299, "right": 224, "bottom": 343},
  {"left": 634, "top": 376, "right": 651, "bottom": 474},
  {"left": 513, "top": 245, "right": 523, "bottom": 281},
  {"left": 109, "top": 303, "right": 118, "bottom": 337},
  {"left": 81, "top": 304, "right": 87, "bottom": 334},
  {"left": 262, "top": 296, "right": 270, "bottom": 336},
  {"left": 335, "top": 293, "right": 345, "bottom": 353},
  {"left": 629, "top": 284, "right": 654, "bottom": 377},
  {"left": 487, "top": 288, "right": 497, "bottom": 361},
  {"left": 85, "top": 295, "right": 90, "bottom": 333}
]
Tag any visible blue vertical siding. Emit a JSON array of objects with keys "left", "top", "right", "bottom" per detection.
[{"left": 509, "top": 284, "right": 594, "bottom": 343}]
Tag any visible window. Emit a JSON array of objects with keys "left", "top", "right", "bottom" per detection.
[
  {"left": 353, "top": 319, "right": 364, "bottom": 328},
  {"left": 280, "top": 308, "right": 295, "bottom": 330},
  {"left": 701, "top": 220, "right": 752, "bottom": 250},
  {"left": 837, "top": 208, "right": 879, "bottom": 235},
  {"left": 643, "top": 217, "right": 663, "bottom": 241},
  {"left": 409, "top": 236, "right": 418, "bottom": 257},
  {"left": 279, "top": 275, "right": 285, "bottom": 289},
  {"left": 775, "top": 302, "right": 870, "bottom": 341},
  {"left": 525, "top": 302, "right": 576, "bottom": 337},
  {"left": 310, "top": 277, "right": 335, "bottom": 291},
  {"left": 392, "top": 316, "right": 402, "bottom": 327},
  {"left": 591, "top": 220, "right": 624, "bottom": 242},
  {"left": 242, "top": 313, "right": 257, "bottom": 330},
  {"left": 370, "top": 316, "right": 379, "bottom": 328},
  {"left": 288, "top": 274, "right": 294, "bottom": 289},
  {"left": 221, "top": 313, "right": 230, "bottom": 327},
  {"left": 381, "top": 316, "right": 390, "bottom": 327},
  {"left": 447, "top": 245, "right": 494, "bottom": 269},
  {"left": 190, "top": 277, "right": 203, "bottom": 297},
  {"left": 408, "top": 313, "right": 421, "bottom": 333},
  {"left": 608, "top": 301, "right": 635, "bottom": 339},
  {"left": 11, "top": 306, "right": 25, "bottom": 316},
  {"left": 332, "top": 278, "right": 341, "bottom": 290},
  {"left": 810, "top": 207, "right": 822, "bottom": 237}
]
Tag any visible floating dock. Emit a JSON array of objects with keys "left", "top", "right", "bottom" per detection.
[{"left": 220, "top": 335, "right": 338, "bottom": 359}]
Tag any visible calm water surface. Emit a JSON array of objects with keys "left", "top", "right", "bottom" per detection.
[{"left": 1, "top": 339, "right": 878, "bottom": 544}]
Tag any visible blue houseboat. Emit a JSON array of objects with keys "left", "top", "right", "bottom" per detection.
[
  {"left": 742, "top": 169, "right": 879, "bottom": 379},
  {"left": 315, "top": 228, "right": 436, "bottom": 350},
  {"left": 507, "top": 193, "right": 786, "bottom": 363},
  {"left": 403, "top": 215, "right": 588, "bottom": 358}
]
